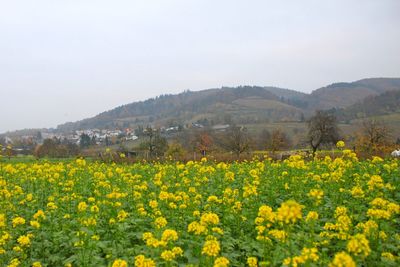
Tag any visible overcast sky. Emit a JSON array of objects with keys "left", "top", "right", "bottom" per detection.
[{"left": 1, "top": 0, "right": 399, "bottom": 133}]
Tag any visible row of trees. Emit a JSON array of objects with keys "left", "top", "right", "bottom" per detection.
[
  {"left": 301, "top": 111, "right": 393, "bottom": 156},
  {"left": 132, "top": 126, "right": 293, "bottom": 159},
  {"left": 134, "top": 110, "right": 397, "bottom": 160}
]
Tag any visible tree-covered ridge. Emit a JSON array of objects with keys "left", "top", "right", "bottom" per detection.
[
  {"left": 333, "top": 90, "right": 400, "bottom": 121},
  {"left": 42, "top": 78, "right": 400, "bottom": 132}
]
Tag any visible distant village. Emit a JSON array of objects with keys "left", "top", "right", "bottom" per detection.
[
  {"left": 3, "top": 129, "right": 123, "bottom": 144},
  {"left": 45, "top": 128, "right": 139, "bottom": 145},
  {"left": 0, "top": 122, "right": 232, "bottom": 154}
]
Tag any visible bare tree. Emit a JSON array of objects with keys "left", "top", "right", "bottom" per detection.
[
  {"left": 356, "top": 119, "right": 391, "bottom": 153},
  {"left": 144, "top": 126, "right": 155, "bottom": 157},
  {"left": 269, "top": 129, "right": 291, "bottom": 153},
  {"left": 307, "top": 110, "right": 340, "bottom": 157},
  {"left": 143, "top": 126, "right": 168, "bottom": 158},
  {"left": 221, "top": 125, "right": 251, "bottom": 158},
  {"left": 256, "top": 129, "right": 271, "bottom": 150}
]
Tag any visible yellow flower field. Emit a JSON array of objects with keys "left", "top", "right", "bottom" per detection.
[{"left": 0, "top": 151, "right": 399, "bottom": 266}]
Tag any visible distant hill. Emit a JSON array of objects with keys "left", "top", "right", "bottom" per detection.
[
  {"left": 58, "top": 86, "right": 307, "bottom": 131},
  {"left": 306, "top": 78, "right": 400, "bottom": 110},
  {"left": 56, "top": 78, "right": 400, "bottom": 132},
  {"left": 334, "top": 90, "right": 400, "bottom": 121}
]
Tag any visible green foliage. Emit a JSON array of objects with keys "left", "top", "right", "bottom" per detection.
[
  {"left": 80, "top": 134, "right": 92, "bottom": 148},
  {"left": 0, "top": 155, "right": 399, "bottom": 266}
]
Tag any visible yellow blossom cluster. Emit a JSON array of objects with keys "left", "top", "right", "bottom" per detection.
[
  {"left": 134, "top": 255, "right": 156, "bottom": 267},
  {"left": 202, "top": 237, "right": 221, "bottom": 257},
  {"left": 321, "top": 207, "right": 352, "bottom": 240},
  {"left": 367, "top": 197, "right": 400, "bottom": 220},
  {"left": 347, "top": 234, "right": 371, "bottom": 257},
  {"left": 283, "top": 247, "right": 319, "bottom": 267},
  {"left": 328, "top": 251, "right": 356, "bottom": 267},
  {"left": 308, "top": 189, "right": 324, "bottom": 205},
  {"left": 255, "top": 200, "right": 303, "bottom": 242}
]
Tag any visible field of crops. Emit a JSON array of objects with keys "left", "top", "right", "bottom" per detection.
[{"left": 0, "top": 149, "right": 399, "bottom": 267}]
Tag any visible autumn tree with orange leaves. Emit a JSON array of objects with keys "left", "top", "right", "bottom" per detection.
[{"left": 196, "top": 131, "right": 213, "bottom": 156}]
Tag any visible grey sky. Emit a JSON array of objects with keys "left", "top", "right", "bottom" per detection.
[{"left": 1, "top": 0, "right": 399, "bottom": 133}]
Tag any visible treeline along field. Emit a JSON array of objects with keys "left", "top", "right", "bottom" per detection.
[{"left": 0, "top": 151, "right": 399, "bottom": 266}]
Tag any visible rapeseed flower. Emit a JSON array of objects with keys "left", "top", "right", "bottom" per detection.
[
  {"left": 188, "top": 221, "right": 207, "bottom": 235},
  {"left": 381, "top": 252, "right": 396, "bottom": 261},
  {"left": 77, "top": 202, "right": 88, "bottom": 212},
  {"left": 172, "top": 246, "right": 183, "bottom": 256},
  {"left": 257, "top": 205, "right": 275, "bottom": 223},
  {"left": 30, "top": 220, "right": 40, "bottom": 229},
  {"left": 214, "top": 256, "right": 229, "bottom": 267},
  {"left": 328, "top": 252, "right": 356, "bottom": 267},
  {"left": 134, "top": 255, "right": 156, "bottom": 267},
  {"left": 117, "top": 210, "right": 128, "bottom": 221},
  {"left": 350, "top": 186, "right": 364, "bottom": 198},
  {"left": 0, "top": 214, "right": 6, "bottom": 228},
  {"left": 112, "top": 259, "right": 128, "bottom": 267},
  {"left": 161, "top": 250, "right": 175, "bottom": 261},
  {"left": 336, "top": 141, "right": 345, "bottom": 148},
  {"left": 154, "top": 217, "right": 167, "bottom": 228},
  {"left": 306, "top": 211, "right": 319, "bottom": 221},
  {"left": 200, "top": 212, "right": 220, "bottom": 226},
  {"left": 247, "top": 257, "right": 258, "bottom": 267},
  {"left": 202, "top": 239, "right": 220, "bottom": 257},
  {"left": 161, "top": 229, "right": 178, "bottom": 242},
  {"left": 276, "top": 200, "right": 304, "bottom": 224},
  {"left": 347, "top": 234, "right": 371, "bottom": 257},
  {"left": 268, "top": 229, "right": 287, "bottom": 242},
  {"left": 7, "top": 258, "right": 20, "bottom": 267},
  {"left": 17, "top": 234, "right": 32, "bottom": 247},
  {"left": 308, "top": 189, "right": 324, "bottom": 204},
  {"left": 12, "top": 216, "right": 25, "bottom": 227}
]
